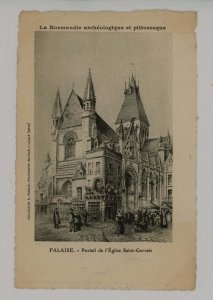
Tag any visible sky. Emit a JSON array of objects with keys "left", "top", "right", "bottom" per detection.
[{"left": 35, "top": 31, "right": 172, "bottom": 183}]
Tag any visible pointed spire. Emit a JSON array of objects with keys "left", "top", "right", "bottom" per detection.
[
  {"left": 167, "top": 129, "right": 171, "bottom": 144},
  {"left": 52, "top": 87, "right": 62, "bottom": 119},
  {"left": 124, "top": 81, "right": 127, "bottom": 94},
  {"left": 84, "top": 68, "right": 96, "bottom": 101},
  {"left": 72, "top": 82, "right": 75, "bottom": 91},
  {"left": 129, "top": 73, "right": 137, "bottom": 88}
]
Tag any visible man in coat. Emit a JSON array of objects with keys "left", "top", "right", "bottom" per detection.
[
  {"left": 53, "top": 207, "right": 61, "bottom": 229},
  {"left": 82, "top": 209, "right": 88, "bottom": 226},
  {"left": 69, "top": 208, "right": 74, "bottom": 232}
]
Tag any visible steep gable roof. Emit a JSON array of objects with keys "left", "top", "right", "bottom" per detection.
[
  {"left": 60, "top": 90, "right": 83, "bottom": 129},
  {"left": 59, "top": 89, "right": 118, "bottom": 143},
  {"left": 142, "top": 138, "right": 160, "bottom": 153},
  {"left": 142, "top": 135, "right": 173, "bottom": 153},
  {"left": 115, "top": 87, "right": 149, "bottom": 126},
  {"left": 96, "top": 114, "right": 119, "bottom": 144}
]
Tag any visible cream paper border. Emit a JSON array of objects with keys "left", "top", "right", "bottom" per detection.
[{"left": 16, "top": 11, "right": 196, "bottom": 290}]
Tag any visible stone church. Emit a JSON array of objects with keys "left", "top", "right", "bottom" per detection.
[{"left": 36, "top": 70, "right": 173, "bottom": 221}]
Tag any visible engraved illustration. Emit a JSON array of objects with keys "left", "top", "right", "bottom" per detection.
[{"left": 35, "top": 32, "right": 173, "bottom": 242}]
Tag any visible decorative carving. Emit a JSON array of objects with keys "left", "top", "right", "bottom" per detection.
[
  {"left": 46, "top": 152, "right": 51, "bottom": 163},
  {"left": 73, "top": 161, "right": 86, "bottom": 178}
]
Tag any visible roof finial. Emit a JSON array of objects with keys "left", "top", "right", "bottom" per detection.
[
  {"left": 88, "top": 67, "right": 92, "bottom": 78},
  {"left": 167, "top": 129, "right": 171, "bottom": 143},
  {"left": 130, "top": 73, "right": 137, "bottom": 88}
]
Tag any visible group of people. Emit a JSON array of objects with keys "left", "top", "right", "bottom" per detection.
[
  {"left": 53, "top": 207, "right": 89, "bottom": 232},
  {"left": 115, "top": 208, "right": 172, "bottom": 235},
  {"left": 53, "top": 206, "right": 172, "bottom": 236}
]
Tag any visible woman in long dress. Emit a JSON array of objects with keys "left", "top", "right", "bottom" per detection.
[
  {"left": 160, "top": 211, "right": 168, "bottom": 228},
  {"left": 115, "top": 209, "right": 125, "bottom": 235}
]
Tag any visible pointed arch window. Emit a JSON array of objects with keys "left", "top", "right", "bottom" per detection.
[
  {"left": 65, "top": 137, "right": 75, "bottom": 158},
  {"left": 63, "top": 131, "right": 77, "bottom": 160}
]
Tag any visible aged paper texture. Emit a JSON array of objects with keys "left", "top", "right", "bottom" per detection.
[{"left": 16, "top": 11, "right": 196, "bottom": 289}]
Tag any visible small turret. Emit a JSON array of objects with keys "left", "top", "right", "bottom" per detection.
[
  {"left": 82, "top": 69, "right": 97, "bottom": 153},
  {"left": 83, "top": 68, "right": 96, "bottom": 112},
  {"left": 116, "top": 73, "right": 150, "bottom": 149}
]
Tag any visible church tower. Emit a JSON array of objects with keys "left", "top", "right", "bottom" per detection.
[
  {"left": 51, "top": 88, "right": 62, "bottom": 176},
  {"left": 115, "top": 74, "right": 150, "bottom": 159},
  {"left": 82, "top": 69, "right": 97, "bottom": 154}
]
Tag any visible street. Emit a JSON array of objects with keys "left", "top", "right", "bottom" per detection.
[{"left": 35, "top": 217, "right": 172, "bottom": 242}]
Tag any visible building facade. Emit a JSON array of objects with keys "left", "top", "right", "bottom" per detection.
[{"left": 35, "top": 70, "right": 173, "bottom": 220}]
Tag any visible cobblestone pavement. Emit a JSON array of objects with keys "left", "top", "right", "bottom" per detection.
[{"left": 35, "top": 217, "right": 172, "bottom": 242}]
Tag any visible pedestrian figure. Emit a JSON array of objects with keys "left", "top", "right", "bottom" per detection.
[
  {"left": 155, "top": 212, "right": 161, "bottom": 227},
  {"left": 160, "top": 211, "right": 168, "bottom": 228},
  {"left": 132, "top": 211, "right": 135, "bottom": 224},
  {"left": 115, "top": 209, "right": 125, "bottom": 235},
  {"left": 151, "top": 211, "right": 156, "bottom": 226},
  {"left": 127, "top": 211, "right": 131, "bottom": 224},
  {"left": 148, "top": 210, "right": 152, "bottom": 226},
  {"left": 134, "top": 211, "right": 141, "bottom": 232},
  {"left": 69, "top": 208, "right": 74, "bottom": 232},
  {"left": 82, "top": 209, "right": 88, "bottom": 226},
  {"left": 53, "top": 207, "right": 61, "bottom": 229},
  {"left": 137, "top": 209, "right": 142, "bottom": 223},
  {"left": 143, "top": 210, "right": 149, "bottom": 231},
  {"left": 124, "top": 210, "right": 129, "bottom": 224},
  {"left": 73, "top": 210, "right": 82, "bottom": 232},
  {"left": 166, "top": 211, "right": 172, "bottom": 223}
]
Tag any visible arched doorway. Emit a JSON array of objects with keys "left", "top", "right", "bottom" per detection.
[
  {"left": 125, "top": 168, "right": 137, "bottom": 210},
  {"left": 61, "top": 180, "right": 72, "bottom": 196}
]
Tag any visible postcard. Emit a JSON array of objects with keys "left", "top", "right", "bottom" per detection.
[{"left": 16, "top": 10, "right": 196, "bottom": 289}]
